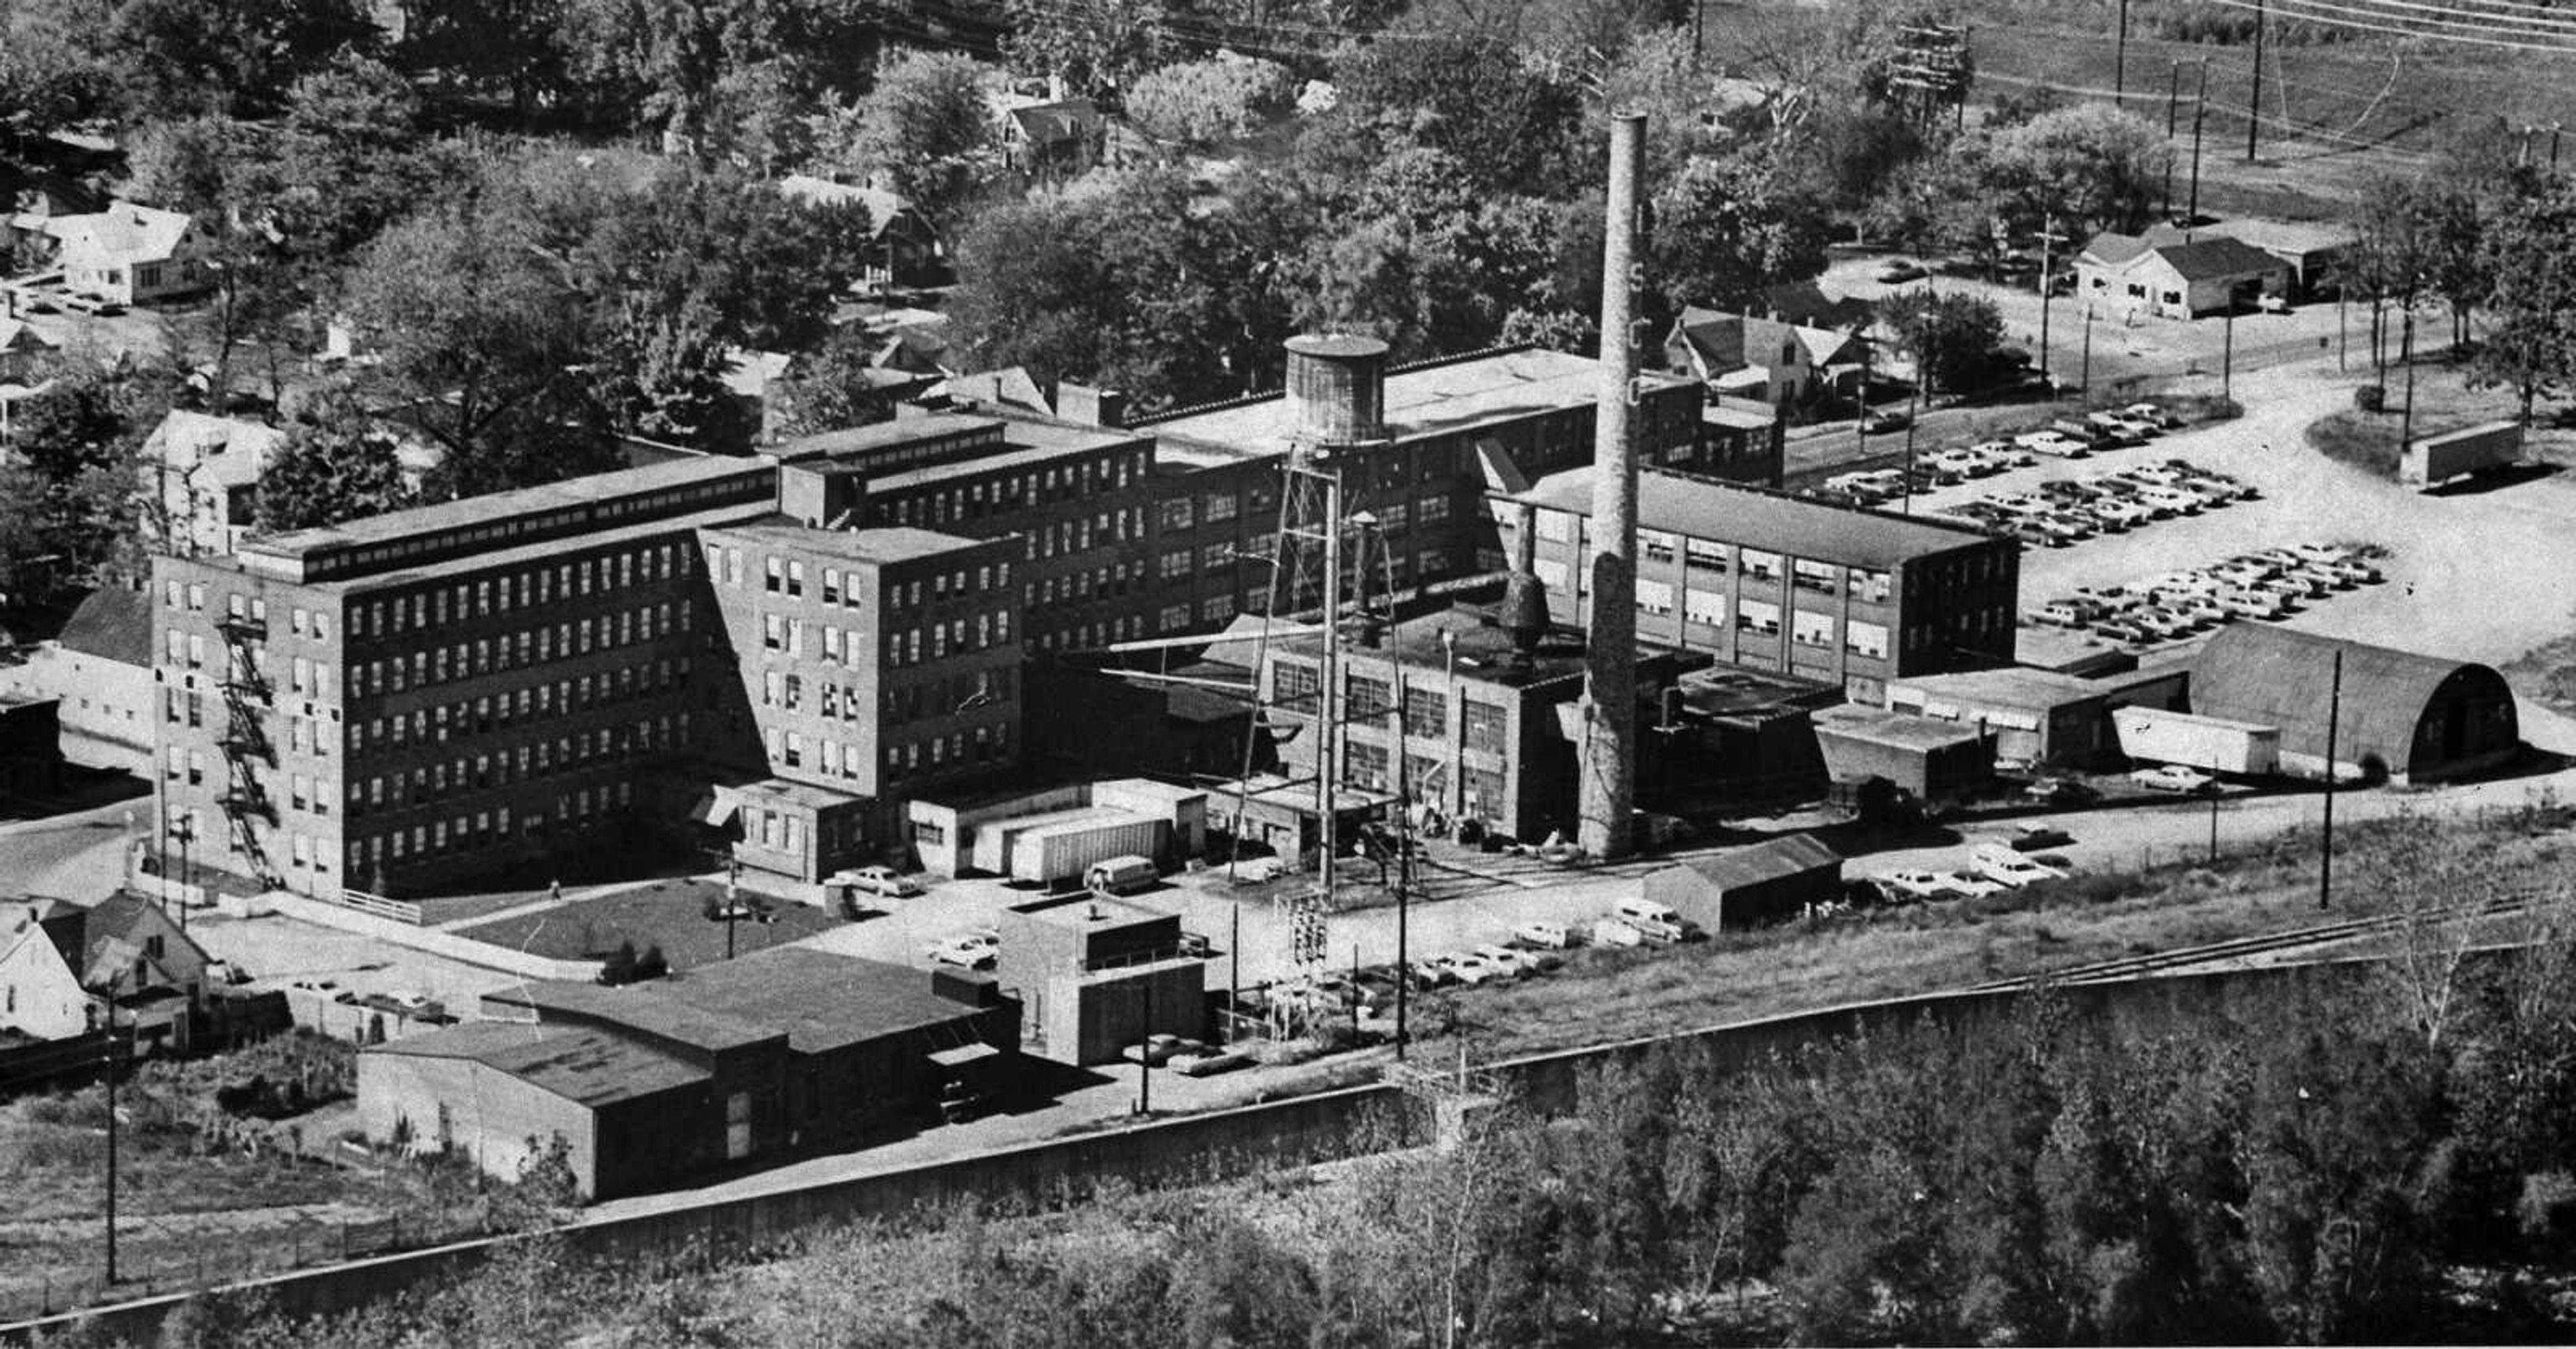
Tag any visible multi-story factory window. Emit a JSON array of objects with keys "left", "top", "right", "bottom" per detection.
[
  {"left": 1792, "top": 559, "right": 1837, "bottom": 594},
  {"left": 1204, "top": 492, "right": 1238, "bottom": 523},
  {"left": 1847, "top": 620, "right": 1890, "bottom": 659},
  {"left": 1741, "top": 549, "right": 1781, "bottom": 580},
  {"left": 1642, "top": 530, "right": 1678, "bottom": 565},
  {"left": 1737, "top": 600, "right": 1782, "bottom": 635},
  {"left": 1161, "top": 498, "right": 1194, "bottom": 531},
  {"left": 1847, "top": 569, "right": 1893, "bottom": 603},
  {"left": 1273, "top": 661, "right": 1320, "bottom": 712},
  {"left": 1419, "top": 493, "right": 1450, "bottom": 523},
  {"left": 1161, "top": 604, "right": 1191, "bottom": 632},
  {"left": 1792, "top": 610, "right": 1835, "bottom": 649},
  {"left": 1161, "top": 549, "right": 1191, "bottom": 580},
  {"left": 1684, "top": 588, "right": 1725, "bottom": 627},
  {"left": 1346, "top": 674, "right": 1392, "bottom": 721},
  {"left": 1343, "top": 740, "right": 1389, "bottom": 791},
  {"left": 1461, "top": 765, "right": 1505, "bottom": 819},
  {"left": 1401, "top": 686, "right": 1446, "bottom": 739},
  {"left": 1203, "top": 593, "right": 1235, "bottom": 623},
  {"left": 1636, "top": 579, "right": 1675, "bottom": 616},
  {"left": 1462, "top": 699, "right": 1507, "bottom": 754}
]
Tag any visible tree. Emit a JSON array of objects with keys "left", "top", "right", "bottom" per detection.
[
  {"left": 396, "top": 0, "right": 574, "bottom": 120},
  {"left": 635, "top": 944, "right": 668, "bottom": 980},
  {"left": 600, "top": 938, "right": 640, "bottom": 985},
  {"left": 1982, "top": 103, "right": 2162, "bottom": 243},
  {"left": 769, "top": 327, "right": 896, "bottom": 439},
  {"left": 1329, "top": 30, "right": 1581, "bottom": 197},
  {"left": 1879, "top": 289, "right": 2008, "bottom": 396},
  {"left": 253, "top": 385, "right": 413, "bottom": 532},
  {"left": 949, "top": 168, "right": 1283, "bottom": 409},
  {"left": 821, "top": 50, "right": 999, "bottom": 227},
  {"left": 2469, "top": 180, "right": 2576, "bottom": 425},
  {"left": 104, "top": 0, "right": 380, "bottom": 119},
  {"left": 1005, "top": 0, "right": 1166, "bottom": 100},
  {"left": 1649, "top": 149, "right": 1832, "bottom": 312},
  {"left": 339, "top": 198, "right": 609, "bottom": 498},
  {"left": 1125, "top": 52, "right": 1295, "bottom": 150}
]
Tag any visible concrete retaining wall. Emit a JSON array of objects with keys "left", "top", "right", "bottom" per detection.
[{"left": 264, "top": 894, "right": 602, "bottom": 983}]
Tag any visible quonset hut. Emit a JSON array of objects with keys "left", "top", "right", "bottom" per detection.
[{"left": 2188, "top": 626, "right": 2518, "bottom": 784}]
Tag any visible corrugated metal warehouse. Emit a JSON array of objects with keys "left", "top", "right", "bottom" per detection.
[{"left": 2188, "top": 627, "right": 2519, "bottom": 784}]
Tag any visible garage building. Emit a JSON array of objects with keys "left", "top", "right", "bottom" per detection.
[
  {"left": 1642, "top": 834, "right": 1843, "bottom": 931},
  {"left": 2189, "top": 627, "right": 2518, "bottom": 784}
]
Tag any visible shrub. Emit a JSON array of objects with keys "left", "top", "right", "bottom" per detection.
[{"left": 2355, "top": 384, "right": 2386, "bottom": 413}]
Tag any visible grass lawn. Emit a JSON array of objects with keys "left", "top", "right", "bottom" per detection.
[
  {"left": 1403, "top": 808, "right": 2576, "bottom": 1063},
  {"left": 449, "top": 877, "right": 841, "bottom": 972},
  {"left": 2305, "top": 361, "right": 2576, "bottom": 480}
]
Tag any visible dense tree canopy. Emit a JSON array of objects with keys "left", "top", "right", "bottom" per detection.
[{"left": 254, "top": 383, "right": 415, "bottom": 532}]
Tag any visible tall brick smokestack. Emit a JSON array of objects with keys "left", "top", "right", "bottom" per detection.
[{"left": 1578, "top": 112, "right": 1644, "bottom": 861}]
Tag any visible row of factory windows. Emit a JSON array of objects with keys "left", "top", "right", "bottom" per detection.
[
  {"left": 1337, "top": 742, "right": 1507, "bottom": 810},
  {"left": 714, "top": 545, "right": 1013, "bottom": 611},
  {"left": 345, "top": 542, "right": 698, "bottom": 643},
  {"left": 347, "top": 661, "right": 692, "bottom": 755},
  {"left": 773, "top": 722, "right": 1008, "bottom": 784},
  {"left": 1271, "top": 663, "right": 1511, "bottom": 753},
  {"left": 877, "top": 448, "right": 1150, "bottom": 529},
  {"left": 347, "top": 714, "right": 692, "bottom": 819},
  {"left": 347, "top": 603, "right": 688, "bottom": 700},
  {"left": 347, "top": 780, "right": 639, "bottom": 873},
  {"left": 758, "top": 609, "right": 1009, "bottom": 667}
]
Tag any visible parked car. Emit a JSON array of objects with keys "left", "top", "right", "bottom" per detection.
[
  {"left": 926, "top": 934, "right": 1000, "bottom": 970},
  {"left": 1860, "top": 409, "right": 1911, "bottom": 433},
  {"left": 2036, "top": 599, "right": 2102, "bottom": 627},
  {"left": 2290, "top": 541, "right": 2353, "bottom": 565},
  {"left": 2014, "top": 522, "right": 2073, "bottom": 549},
  {"left": 1970, "top": 847, "right": 2067, "bottom": 888},
  {"left": 1936, "top": 869, "right": 2010, "bottom": 898},
  {"left": 1511, "top": 919, "right": 1576, "bottom": 949},
  {"left": 1225, "top": 854, "right": 1291, "bottom": 884},
  {"left": 830, "top": 865, "right": 924, "bottom": 899},
  {"left": 2320, "top": 557, "right": 2383, "bottom": 585},
  {"left": 1408, "top": 958, "right": 1458, "bottom": 987},
  {"left": 2129, "top": 764, "right": 2218, "bottom": 794},
  {"left": 1437, "top": 953, "right": 1505, "bottom": 986},
  {"left": 2093, "top": 618, "right": 2156, "bottom": 643},
  {"left": 1874, "top": 869, "right": 1964, "bottom": 902},
  {"left": 2010, "top": 823, "right": 2076, "bottom": 851},
  {"left": 2024, "top": 777, "right": 2098, "bottom": 805},
  {"left": 1876, "top": 259, "right": 1929, "bottom": 283},
  {"left": 1476, "top": 944, "right": 1540, "bottom": 977},
  {"left": 2217, "top": 589, "right": 2291, "bottom": 619},
  {"left": 2017, "top": 431, "right": 2092, "bottom": 458},
  {"left": 1591, "top": 918, "right": 1646, "bottom": 948}
]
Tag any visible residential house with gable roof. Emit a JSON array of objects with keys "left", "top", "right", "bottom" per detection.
[
  {"left": 41, "top": 201, "right": 211, "bottom": 306},
  {"left": 0, "top": 584, "right": 155, "bottom": 773},
  {"left": 1664, "top": 306, "right": 1870, "bottom": 409}
]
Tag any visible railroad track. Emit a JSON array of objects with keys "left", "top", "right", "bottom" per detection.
[{"left": 1965, "top": 893, "right": 2544, "bottom": 993}]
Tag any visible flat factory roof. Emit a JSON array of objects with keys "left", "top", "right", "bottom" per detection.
[
  {"left": 1149, "top": 349, "right": 1680, "bottom": 453},
  {"left": 1517, "top": 468, "right": 1990, "bottom": 570},
  {"left": 367, "top": 1021, "right": 708, "bottom": 1108}
]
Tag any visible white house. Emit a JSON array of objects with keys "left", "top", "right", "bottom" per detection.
[
  {"left": 44, "top": 202, "right": 211, "bottom": 307},
  {"left": 141, "top": 410, "right": 286, "bottom": 559},
  {"left": 2074, "top": 232, "right": 2289, "bottom": 321},
  {"left": 0, "top": 901, "right": 91, "bottom": 1040},
  {"left": 0, "top": 585, "right": 154, "bottom": 775},
  {"left": 1664, "top": 306, "right": 1869, "bottom": 407}
]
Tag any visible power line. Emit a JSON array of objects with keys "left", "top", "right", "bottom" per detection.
[{"left": 2192, "top": 0, "right": 2576, "bottom": 51}]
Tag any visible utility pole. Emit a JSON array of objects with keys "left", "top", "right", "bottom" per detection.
[
  {"left": 2114, "top": 0, "right": 2131, "bottom": 105},
  {"left": 2555, "top": 123, "right": 2565, "bottom": 168},
  {"left": 2207, "top": 753, "right": 2220, "bottom": 864},
  {"left": 1901, "top": 377, "right": 1923, "bottom": 515},
  {"left": 2337, "top": 284, "right": 2348, "bottom": 372},
  {"left": 103, "top": 973, "right": 121, "bottom": 1287},
  {"left": 2319, "top": 649, "right": 2342, "bottom": 910},
  {"left": 2188, "top": 61, "right": 2209, "bottom": 226},
  {"left": 1578, "top": 112, "right": 1644, "bottom": 863},
  {"left": 168, "top": 816, "right": 193, "bottom": 933},
  {"left": 1228, "top": 903, "right": 1240, "bottom": 1042},
  {"left": 2080, "top": 305, "right": 2096, "bottom": 398},
  {"left": 2247, "top": 0, "right": 2266, "bottom": 162},
  {"left": 723, "top": 859, "right": 741, "bottom": 960},
  {"left": 2166, "top": 59, "right": 2182, "bottom": 138},
  {"left": 2399, "top": 309, "right": 2418, "bottom": 450},
  {"left": 2221, "top": 307, "right": 2235, "bottom": 400},
  {"left": 1135, "top": 978, "right": 1152, "bottom": 1114},
  {"left": 2036, "top": 215, "right": 2065, "bottom": 387}
]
